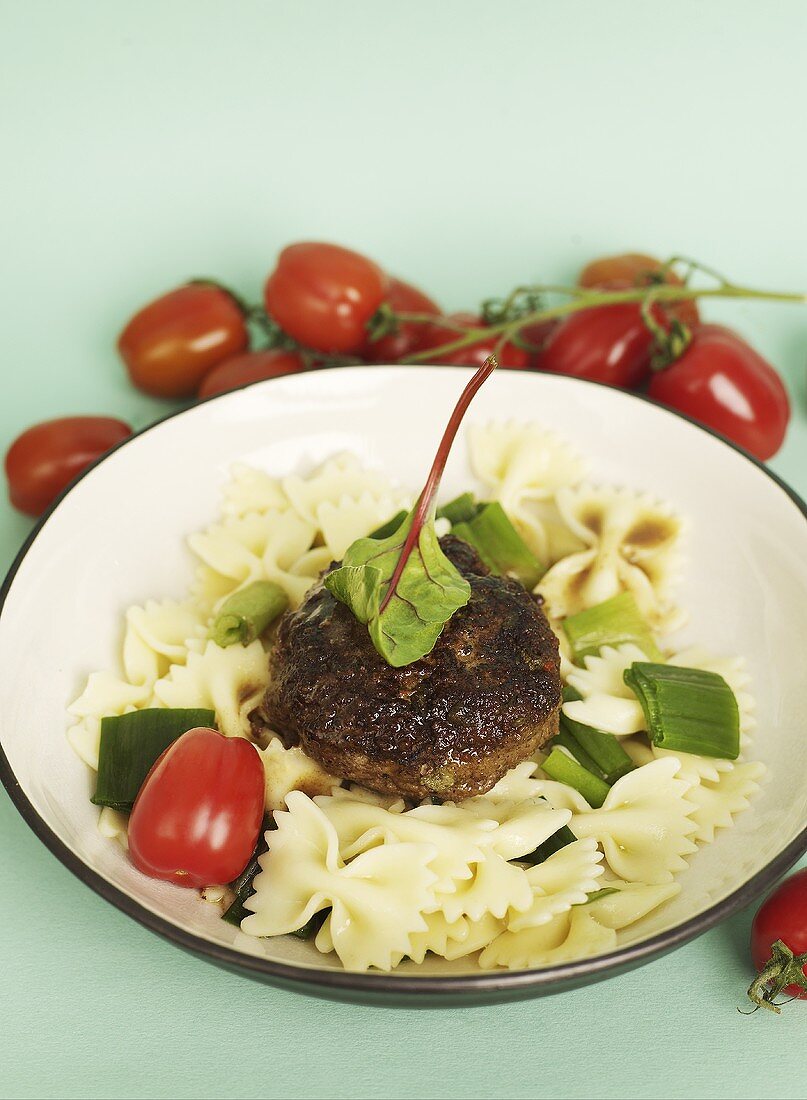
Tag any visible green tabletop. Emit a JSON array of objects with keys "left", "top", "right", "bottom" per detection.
[{"left": 2, "top": 3, "right": 806, "bottom": 1098}]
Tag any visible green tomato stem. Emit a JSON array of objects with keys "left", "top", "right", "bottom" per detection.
[{"left": 398, "top": 281, "right": 807, "bottom": 364}]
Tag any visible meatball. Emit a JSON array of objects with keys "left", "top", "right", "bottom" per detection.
[{"left": 255, "top": 536, "right": 561, "bottom": 802}]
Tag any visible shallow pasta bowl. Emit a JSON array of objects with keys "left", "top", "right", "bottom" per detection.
[{"left": 1, "top": 366, "right": 806, "bottom": 1005}]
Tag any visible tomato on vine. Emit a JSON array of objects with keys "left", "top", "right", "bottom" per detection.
[
  {"left": 118, "top": 283, "right": 249, "bottom": 398},
  {"left": 648, "top": 325, "right": 789, "bottom": 460},
  {"left": 579, "top": 252, "right": 700, "bottom": 329},
  {"left": 419, "top": 313, "right": 530, "bottom": 369},
  {"left": 199, "top": 349, "right": 307, "bottom": 398},
  {"left": 264, "top": 242, "right": 388, "bottom": 355},
  {"left": 536, "top": 303, "right": 665, "bottom": 388},
  {"left": 364, "top": 278, "right": 441, "bottom": 363}
]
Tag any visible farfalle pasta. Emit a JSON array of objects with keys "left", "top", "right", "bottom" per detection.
[{"left": 67, "top": 427, "right": 765, "bottom": 974}]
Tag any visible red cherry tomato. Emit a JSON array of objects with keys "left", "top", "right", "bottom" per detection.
[
  {"left": 579, "top": 252, "right": 700, "bottom": 330},
  {"left": 419, "top": 313, "right": 530, "bottom": 369},
  {"left": 648, "top": 325, "right": 789, "bottom": 460},
  {"left": 537, "top": 303, "right": 663, "bottom": 388},
  {"left": 118, "top": 284, "right": 249, "bottom": 398},
  {"left": 264, "top": 242, "right": 388, "bottom": 355},
  {"left": 519, "top": 316, "right": 561, "bottom": 361},
  {"left": 5, "top": 416, "right": 132, "bottom": 517},
  {"left": 128, "top": 727, "right": 265, "bottom": 889},
  {"left": 199, "top": 349, "right": 306, "bottom": 398},
  {"left": 751, "top": 869, "right": 807, "bottom": 1000},
  {"left": 363, "top": 277, "right": 441, "bottom": 363}
]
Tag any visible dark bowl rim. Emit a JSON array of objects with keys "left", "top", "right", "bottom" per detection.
[{"left": 1, "top": 365, "right": 806, "bottom": 998}]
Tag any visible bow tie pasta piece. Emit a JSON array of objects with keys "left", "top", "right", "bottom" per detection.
[
  {"left": 468, "top": 421, "right": 586, "bottom": 563},
  {"left": 525, "top": 778, "right": 593, "bottom": 814},
  {"left": 189, "top": 508, "right": 318, "bottom": 611},
  {"left": 282, "top": 454, "right": 408, "bottom": 527},
  {"left": 437, "top": 854, "right": 533, "bottom": 923},
  {"left": 410, "top": 799, "right": 572, "bottom": 863},
  {"left": 683, "top": 761, "right": 766, "bottom": 844},
  {"left": 315, "top": 490, "right": 412, "bottom": 559},
  {"left": 67, "top": 674, "right": 152, "bottom": 769},
  {"left": 564, "top": 643, "right": 650, "bottom": 736},
  {"left": 568, "top": 758, "right": 699, "bottom": 883},
  {"left": 508, "top": 840, "right": 604, "bottom": 931},
  {"left": 476, "top": 761, "right": 546, "bottom": 803},
  {"left": 260, "top": 739, "right": 339, "bottom": 812},
  {"left": 242, "top": 792, "right": 438, "bottom": 972},
  {"left": 152, "top": 638, "right": 268, "bottom": 738},
  {"left": 222, "top": 463, "right": 289, "bottom": 518},
  {"left": 651, "top": 746, "right": 734, "bottom": 786},
  {"left": 313, "top": 796, "right": 491, "bottom": 891},
  {"left": 122, "top": 599, "right": 208, "bottom": 688},
  {"left": 538, "top": 485, "right": 685, "bottom": 630},
  {"left": 441, "top": 913, "right": 507, "bottom": 961},
  {"left": 328, "top": 783, "right": 407, "bottom": 813},
  {"left": 587, "top": 880, "right": 682, "bottom": 931},
  {"left": 480, "top": 905, "right": 617, "bottom": 970}
]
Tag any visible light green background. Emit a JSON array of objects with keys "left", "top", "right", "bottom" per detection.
[{"left": 1, "top": 3, "right": 806, "bottom": 1098}]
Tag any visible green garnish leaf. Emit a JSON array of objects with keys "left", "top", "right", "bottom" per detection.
[
  {"left": 541, "top": 747, "right": 611, "bottom": 808},
  {"left": 436, "top": 492, "right": 481, "bottom": 525},
  {"left": 210, "top": 580, "right": 288, "bottom": 647},
  {"left": 582, "top": 888, "right": 620, "bottom": 904},
  {"left": 369, "top": 510, "right": 408, "bottom": 540},
  {"left": 562, "top": 591, "right": 662, "bottom": 662},
  {"left": 92, "top": 708, "right": 216, "bottom": 811},
  {"left": 325, "top": 357, "right": 498, "bottom": 667},
  {"left": 453, "top": 501, "right": 543, "bottom": 588},
  {"left": 325, "top": 510, "right": 472, "bottom": 667},
  {"left": 623, "top": 661, "right": 740, "bottom": 760},
  {"left": 222, "top": 827, "right": 271, "bottom": 927}
]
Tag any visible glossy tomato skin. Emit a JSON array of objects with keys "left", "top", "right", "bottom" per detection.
[
  {"left": 264, "top": 242, "right": 388, "bottom": 355},
  {"left": 5, "top": 416, "right": 132, "bottom": 516},
  {"left": 751, "top": 869, "right": 807, "bottom": 998},
  {"left": 199, "top": 349, "right": 306, "bottom": 398},
  {"left": 128, "top": 727, "right": 265, "bottom": 889},
  {"left": 579, "top": 251, "right": 700, "bottom": 330},
  {"left": 537, "top": 303, "right": 660, "bottom": 388},
  {"left": 363, "top": 277, "right": 441, "bottom": 363},
  {"left": 648, "top": 325, "right": 790, "bottom": 460},
  {"left": 420, "top": 313, "right": 530, "bottom": 369},
  {"left": 119, "top": 284, "right": 249, "bottom": 398}
]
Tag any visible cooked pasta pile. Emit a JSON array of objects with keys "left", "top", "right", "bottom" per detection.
[{"left": 68, "top": 423, "right": 764, "bottom": 972}]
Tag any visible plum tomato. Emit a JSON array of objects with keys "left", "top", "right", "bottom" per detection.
[
  {"left": 363, "top": 277, "right": 441, "bottom": 363},
  {"left": 128, "top": 727, "right": 265, "bottom": 889},
  {"left": 419, "top": 313, "right": 530, "bottom": 369},
  {"left": 199, "top": 349, "right": 306, "bottom": 398},
  {"left": 5, "top": 416, "right": 132, "bottom": 517},
  {"left": 749, "top": 869, "right": 807, "bottom": 1006},
  {"left": 536, "top": 303, "right": 663, "bottom": 388},
  {"left": 648, "top": 325, "right": 789, "bottom": 460},
  {"left": 579, "top": 252, "right": 700, "bottom": 330},
  {"left": 264, "top": 242, "right": 388, "bottom": 355},
  {"left": 118, "top": 283, "right": 249, "bottom": 398}
]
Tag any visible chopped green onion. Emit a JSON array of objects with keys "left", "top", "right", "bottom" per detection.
[
  {"left": 453, "top": 501, "right": 543, "bottom": 588},
  {"left": 222, "top": 829, "right": 270, "bottom": 927},
  {"left": 541, "top": 747, "right": 611, "bottom": 808},
  {"left": 560, "top": 712, "right": 636, "bottom": 784},
  {"left": 562, "top": 591, "right": 662, "bottom": 662},
  {"left": 92, "top": 708, "right": 215, "bottom": 811},
  {"left": 552, "top": 726, "right": 604, "bottom": 779},
  {"left": 563, "top": 684, "right": 583, "bottom": 703},
  {"left": 521, "top": 823, "right": 578, "bottom": 866},
  {"left": 623, "top": 661, "right": 740, "bottom": 760},
  {"left": 290, "top": 910, "right": 329, "bottom": 940},
  {"left": 581, "top": 888, "right": 620, "bottom": 904},
  {"left": 436, "top": 492, "right": 481, "bottom": 525},
  {"left": 369, "top": 510, "right": 408, "bottom": 539},
  {"left": 210, "top": 580, "right": 288, "bottom": 647}
]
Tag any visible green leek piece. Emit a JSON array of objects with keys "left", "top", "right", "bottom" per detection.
[
  {"left": 453, "top": 502, "right": 543, "bottom": 588},
  {"left": 369, "top": 510, "right": 408, "bottom": 540},
  {"left": 623, "top": 661, "right": 740, "bottom": 760},
  {"left": 290, "top": 910, "right": 329, "bottom": 940},
  {"left": 210, "top": 580, "right": 288, "bottom": 647},
  {"left": 222, "top": 831, "right": 270, "bottom": 927},
  {"left": 563, "top": 684, "right": 583, "bottom": 703},
  {"left": 92, "top": 708, "right": 215, "bottom": 812},
  {"left": 562, "top": 591, "right": 663, "bottom": 663},
  {"left": 522, "top": 823, "right": 578, "bottom": 866},
  {"left": 541, "top": 747, "right": 611, "bottom": 808},
  {"left": 582, "top": 888, "right": 620, "bottom": 904},
  {"left": 552, "top": 726, "right": 604, "bottom": 779},
  {"left": 436, "top": 492, "right": 481, "bottom": 526},
  {"left": 560, "top": 713, "right": 635, "bottom": 785}
]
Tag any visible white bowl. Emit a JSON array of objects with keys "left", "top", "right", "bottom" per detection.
[{"left": 1, "top": 366, "right": 806, "bottom": 1003}]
